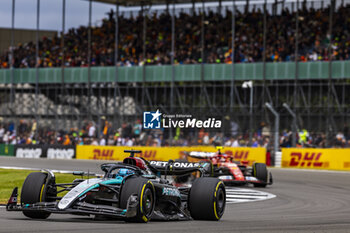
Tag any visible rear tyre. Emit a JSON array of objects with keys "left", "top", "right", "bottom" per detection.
[
  {"left": 188, "top": 177, "right": 226, "bottom": 221},
  {"left": 253, "top": 163, "right": 268, "bottom": 187},
  {"left": 21, "top": 172, "right": 51, "bottom": 219},
  {"left": 119, "top": 177, "right": 155, "bottom": 223}
]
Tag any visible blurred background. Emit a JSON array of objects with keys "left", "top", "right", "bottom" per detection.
[{"left": 0, "top": 0, "right": 349, "bottom": 152}]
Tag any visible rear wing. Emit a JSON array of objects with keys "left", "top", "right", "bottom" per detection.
[
  {"left": 186, "top": 151, "right": 217, "bottom": 159},
  {"left": 148, "top": 160, "right": 210, "bottom": 176}
]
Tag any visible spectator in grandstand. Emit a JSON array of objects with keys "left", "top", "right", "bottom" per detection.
[
  {"left": 1, "top": 118, "right": 350, "bottom": 149},
  {"left": 102, "top": 120, "right": 112, "bottom": 139},
  {"left": 1, "top": 4, "right": 350, "bottom": 68},
  {"left": 132, "top": 119, "right": 142, "bottom": 138},
  {"left": 231, "top": 136, "right": 240, "bottom": 147},
  {"left": 31, "top": 120, "right": 37, "bottom": 135},
  {"left": 121, "top": 122, "right": 133, "bottom": 139},
  {"left": 334, "top": 132, "right": 346, "bottom": 148},
  {"left": 18, "top": 120, "right": 29, "bottom": 135},
  {"left": 261, "top": 122, "right": 271, "bottom": 138},
  {"left": 63, "top": 134, "right": 71, "bottom": 145},
  {"left": 91, "top": 137, "right": 99, "bottom": 145},
  {"left": 203, "top": 132, "right": 210, "bottom": 145},
  {"left": 88, "top": 122, "right": 96, "bottom": 137},
  {"left": 251, "top": 138, "right": 259, "bottom": 147},
  {"left": 280, "top": 130, "right": 292, "bottom": 148},
  {"left": 0, "top": 124, "right": 5, "bottom": 143},
  {"left": 224, "top": 136, "right": 234, "bottom": 147},
  {"left": 99, "top": 136, "right": 106, "bottom": 146},
  {"left": 298, "top": 129, "right": 309, "bottom": 146}
]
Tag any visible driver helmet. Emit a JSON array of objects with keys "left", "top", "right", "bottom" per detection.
[{"left": 117, "top": 168, "right": 134, "bottom": 176}]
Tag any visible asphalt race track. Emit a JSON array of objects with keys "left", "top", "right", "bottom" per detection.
[{"left": 1, "top": 157, "right": 350, "bottom": 233}]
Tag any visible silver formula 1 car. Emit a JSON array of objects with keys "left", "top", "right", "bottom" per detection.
[{"left": 6, "top": 150, "right": 226, "bottom": 223}]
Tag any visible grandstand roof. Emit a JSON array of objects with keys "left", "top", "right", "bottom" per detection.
[{"left": 93, "top": 0, "right": 233, "bottom": 7}]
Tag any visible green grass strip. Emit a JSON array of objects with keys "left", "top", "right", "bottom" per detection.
[{"left": 0, "top": 169, "right": 76, "bottom": 204}]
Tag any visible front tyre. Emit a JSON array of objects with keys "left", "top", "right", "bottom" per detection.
[
  {"left": 188, "top": 177, "right": 226, "bottom": 220},
  {"left": 21, "top": 172, "right": 51, "bottom": 219},
  {"left": 119, "top": 177, "right": 155, "bottom": 223}
]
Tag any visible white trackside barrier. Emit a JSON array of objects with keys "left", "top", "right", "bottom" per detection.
[{"left": 275, "top": 151, "right": 282, "bottom": 168}]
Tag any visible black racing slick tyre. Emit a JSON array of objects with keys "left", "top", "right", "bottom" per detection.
[
  {"left": 188, "top": 177, "right": 226, "bottom": 221},
  {"left": 253, "top": 163, "right": 268, "bottom": 187},
  {"left": 21, "top": 172, "right": 51, "bottom": 219},
  {"left": 119, "top": 177, "right": 155, "bottom": 223}
]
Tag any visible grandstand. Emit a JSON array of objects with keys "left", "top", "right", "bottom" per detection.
[
  {"left": 0, "top": 0, "right": 349, "bottom": 150},
  {"left": 0, "top": 28, "right": 57, "bottom": 54}
]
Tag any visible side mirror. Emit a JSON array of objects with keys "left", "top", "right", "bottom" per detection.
[{"left": 73, "top": 171, "right": 84, "bottom": 176}]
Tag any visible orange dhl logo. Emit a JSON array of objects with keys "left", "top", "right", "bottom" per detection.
[
  {"left": 289, "top": 152, "right": 324, "bottom": 167},
  {"left": 92, "top": 149, "right": 157, "bottom": 160}
]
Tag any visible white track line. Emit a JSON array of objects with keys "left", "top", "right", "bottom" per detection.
[{"left": 226, "top": 187, "right": 276, "bottom": 204}]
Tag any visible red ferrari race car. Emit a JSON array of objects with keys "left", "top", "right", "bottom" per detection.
[{"left": 182, "top": 147, "right": 273, "bottom": 187}]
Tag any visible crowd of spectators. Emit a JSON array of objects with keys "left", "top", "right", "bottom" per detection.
[
  {"left": 1, "top": 4, "right": 350, "bottom": 69},
  {"left": 0, "top": 119, "right": 349, "bottom": 149}
]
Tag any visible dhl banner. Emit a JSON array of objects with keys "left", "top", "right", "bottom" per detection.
[
  {"left": 76, "top": 145, "right": 266, "bottom": 164},
  {"left": 282, "top": 148, "right": 350, "bottom": 171}
]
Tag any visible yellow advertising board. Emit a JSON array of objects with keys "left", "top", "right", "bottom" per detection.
[
  {"left": 76, "top": 145, "right": 266, "bottom": 164},
  {"left": 282, "top": 148, "right": 350, "bottom": 171}
]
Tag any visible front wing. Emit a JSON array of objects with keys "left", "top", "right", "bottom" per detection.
[
  {"left": 217, "top": 175, "right": 272, "bottom": 186},
  {"left": 6, "top": 187, "right": 136, "bottom": 219},
  {"left": 6, "top": 187, "right": 191, "bottom": 221}
]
